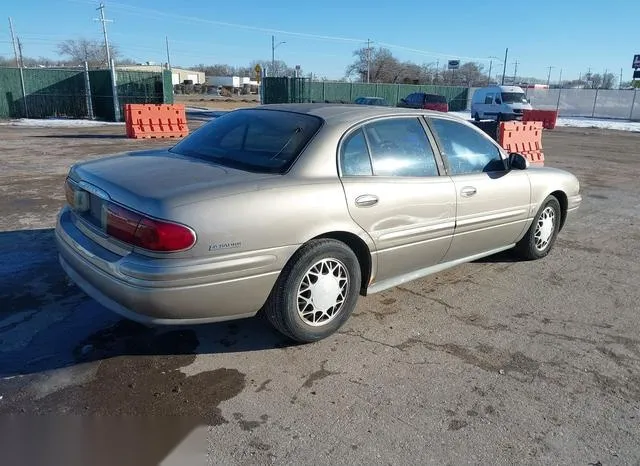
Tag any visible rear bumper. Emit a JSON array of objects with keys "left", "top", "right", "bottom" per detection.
[{"left": 55, "top": 208, "right": 285, "bottom": 324}]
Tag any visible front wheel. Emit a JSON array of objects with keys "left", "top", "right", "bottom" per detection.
[
  {"left": 515, "top": 196, "right": 561, "bottom": 260},
  {"left": 474, "top": 112, "right": 480, "bottom": 122},
  {"left": 264, "top": 239, "right": 361, "bottom": 342}
]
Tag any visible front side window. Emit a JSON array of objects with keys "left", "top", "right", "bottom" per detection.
[
  {"left": 430, "top": 118, "right": 505, "bottom": 175},
  {"left": 363, "top": 118, "right": 439, "bottom": 177},
  {"left": 484, "top": 93, "right": 494, "bottom": 104},
  {"left": 170, "top": 109, "right": 322, "bottom": 173}
]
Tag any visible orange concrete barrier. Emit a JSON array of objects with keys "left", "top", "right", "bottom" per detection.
[
  {"left": 522, "top": 109, "right": 558, "bottom": 129},
  {"left": 499, "top": 121, "right": 544, "bottom": 165},
  {"left": 125, "top": 104, "right": 189, "bottom": 139}
]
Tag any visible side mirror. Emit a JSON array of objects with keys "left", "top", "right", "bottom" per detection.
[{"left": 509, "top": 152, "right": 529, "bottom": 170}]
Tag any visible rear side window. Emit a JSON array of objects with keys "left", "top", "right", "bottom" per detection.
[
  {"left": 484, "top": 93, "right": 494, "bottom": 104},
  {"left": 341, "top": 129, "right": 372, "bottom": 176},
  {"left": 364, "top": 118, "right": 439, "bottom": 177},
  {"left": 170, "top": 109, "right": 322, "bottom": 174},
  {"left": 431, "top": 118, "right": 505, "bottom": 175}
]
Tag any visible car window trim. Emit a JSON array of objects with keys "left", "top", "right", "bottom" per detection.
[
  {"left": 337, "top": 115, "right": 443, "bottom": 179},
  {"left": 424, "top": 115, "right": 509, "bottom": 176}
]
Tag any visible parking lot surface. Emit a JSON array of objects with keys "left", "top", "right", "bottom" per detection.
[{"left": 0, "top": 117, "right": 639, "bottom": 465}]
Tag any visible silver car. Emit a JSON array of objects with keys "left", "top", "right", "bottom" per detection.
[{"left": 56, "top": 104, "right": 581, "bottom": 342}]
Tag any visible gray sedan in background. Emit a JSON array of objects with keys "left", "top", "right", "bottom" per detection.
[{"left": 56, "top": 104, "right": 581, "bottom": 342}]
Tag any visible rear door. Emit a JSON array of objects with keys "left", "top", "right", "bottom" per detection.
[
  {"left": 339, "top": 116, "right": 456, "bottom": 283},
  {"left": 428, "top": 117, "right": 531, "bottom": 261}
]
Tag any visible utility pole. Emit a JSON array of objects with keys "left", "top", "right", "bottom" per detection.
[
  {"left": 8, "top": 18, "right": 28, "bottom": 117},
  {"left": 17, "top": 37, "right": 25, "bottom": 68},
  {"left": 501, "top": 48, "right": 508, "bottom": 85},
  {"left": 435, "top": 59, "right": 439, "bottom": 84},
  {"left": 165, "top": 36, "right": 171, "bottom": 69},
  {"left": 8, "top": 17, "right": 20, "bottom": 67},
  {"left": 96, "top": 3, "right": 112, "bottom": 66},
  {"left": 546, "top": 66, "right": 554, "bottom": 86},
  {"left": 271, "top": 35, "right": 275, "bottom": 76},
  {"left": 366, "top": 39, "right": 372, "bottom": 83},
  {"left": 512, "top": 60, "right": 519, "bottom": 84}
]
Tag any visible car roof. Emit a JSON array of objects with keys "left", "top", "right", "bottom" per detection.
[{"left": 250, "top": 103, "right": 448, "bottom": 127}]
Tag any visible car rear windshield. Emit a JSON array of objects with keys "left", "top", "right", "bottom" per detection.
[
  {"left": 501, "top": 92, "right": 527, "bottom": 104},
  {"left": 424, "top": 94, "right": 447, "bottom": 103},
  {"left": 170, "top": 109, "right": 323, "bottom": 173}
]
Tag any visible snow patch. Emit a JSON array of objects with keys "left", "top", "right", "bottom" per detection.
[
  {"left": 450, "top": 112, "right": 640, "bottom": 132},
  {"left": 0, "top": 118, "right": 123, "bottom": 128}
]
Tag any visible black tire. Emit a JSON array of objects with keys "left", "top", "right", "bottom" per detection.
[
  {"left": 515, "top": 195, "right": 561, "bottom": 260},
  {"left": 264, "top": 239, "right": 361, "bottom": 343},
  {"left": 496, "top": 113, "right": 503, "bottom": 123},
  {"left": 474, "top": 112, "right": 480, "bottom": 122}
]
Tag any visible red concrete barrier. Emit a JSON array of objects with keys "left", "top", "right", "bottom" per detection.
[
  {"left": 499, "top": 121, "right": 544, "bottom": 165},
  {"left": 125, "top": 104, "right": 189, "bottom": 139},
  {"left": 522, "top": 109, "right": 558, "bottom": 130}
]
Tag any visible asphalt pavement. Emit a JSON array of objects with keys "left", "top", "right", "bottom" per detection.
[{"left": 0, "top": 119, "right": 638, "bottom": 465}]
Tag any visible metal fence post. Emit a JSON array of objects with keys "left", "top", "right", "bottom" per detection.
[
  {"left": 84, "top": 61, "right": 94, "bottom": 120},
  {"left": 110, "top": 58, "right": 120, "bottom": 122},
  {"left": 591, "top": 88, "right": 599, "bottom": 118},
  {"left": 629, "top": 89, "right": 637, "bottom": 120}
]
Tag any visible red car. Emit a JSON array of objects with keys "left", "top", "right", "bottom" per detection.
[{"left": 398, "top": 92, "right": 449, "bottom": 112}]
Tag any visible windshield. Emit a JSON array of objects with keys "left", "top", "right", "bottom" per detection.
[
  {"left": 501, "top": 92, "right": 528, "bottom": 104},
  {"left": 170, "top": 109, "right": 323, "bottom": 174}
]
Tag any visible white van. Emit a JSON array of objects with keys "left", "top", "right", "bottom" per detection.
[{"left": 470, "top": 85, "right": 532, "bottom": 121}]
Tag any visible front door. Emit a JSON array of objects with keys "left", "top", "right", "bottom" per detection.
[
  {"left": 428, "top": 117, "right": 531, "bottom": 261},
  {"left": 338, "top": 117, "right": 456, "bottom": 283}
]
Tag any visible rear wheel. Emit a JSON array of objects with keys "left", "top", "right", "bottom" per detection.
[
  {"left": 265, "top": 239, "right": 361, "bottom": 342},
  {"left": 474, "top": 112, "right": 480, "bottom": 122},
  {"left": 515, "top": 195, "right": 561, "bottom": 260}
]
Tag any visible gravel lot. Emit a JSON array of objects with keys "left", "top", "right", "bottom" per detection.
[{"left": 0, "top": 115, "right": 638, "bottom": 465}]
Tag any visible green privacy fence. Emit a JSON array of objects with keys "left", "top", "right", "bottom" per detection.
[
  {"left": 307, "top": 81, "right": 469, "bottom": 111},
  {"left": 0, "top": 67, "right": 173, "bottom": 121}
]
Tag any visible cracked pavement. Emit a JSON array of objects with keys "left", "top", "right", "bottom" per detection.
[{"left": 0, "top": 120, "right": 639, "bottom": 465}]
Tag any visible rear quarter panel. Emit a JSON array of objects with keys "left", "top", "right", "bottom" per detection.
[{"left": 161, "top": 176, "right": 374, "bottom": 270}]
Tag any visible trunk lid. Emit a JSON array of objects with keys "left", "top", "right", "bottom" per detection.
[{"left": 70, "top": 148, "right": 275, "bottom": 217}]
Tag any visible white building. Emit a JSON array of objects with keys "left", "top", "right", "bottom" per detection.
[{"left": 116, "top": 64, "right": 205, "bottom": 85}]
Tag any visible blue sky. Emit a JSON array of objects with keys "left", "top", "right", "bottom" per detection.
[{"left": 1, "top": 0, "right": 638, "bottom": 82}]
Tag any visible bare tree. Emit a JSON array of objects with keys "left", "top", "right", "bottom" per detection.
[{"left": 57, "top": 38, "right": 120, "bottom": 68}]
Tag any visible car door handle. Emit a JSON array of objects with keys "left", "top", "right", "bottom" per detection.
[
  {"left": 460, "top": 186, "right": 477, "bottom": 197},
  {"left": 355, "top": 194, "right": 379, "bottom": 207}
]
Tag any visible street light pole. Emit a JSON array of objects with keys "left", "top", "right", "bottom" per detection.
[{"left": 271, "top": 35, "right": 286, "bottom": 77}]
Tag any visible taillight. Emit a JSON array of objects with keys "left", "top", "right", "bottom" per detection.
[
  {"left": 106, "top": 204, "right": 141, "bottom": 245},
  {"left": 134, "top": 217, "right": 196, "bottom": 252},
  {"left": 104, "top": 203, "right": 196, "bottom": 252}
]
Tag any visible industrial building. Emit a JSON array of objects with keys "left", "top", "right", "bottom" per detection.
[{"left": 116, "top": 64, "right": 205, "bottom": 85}]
